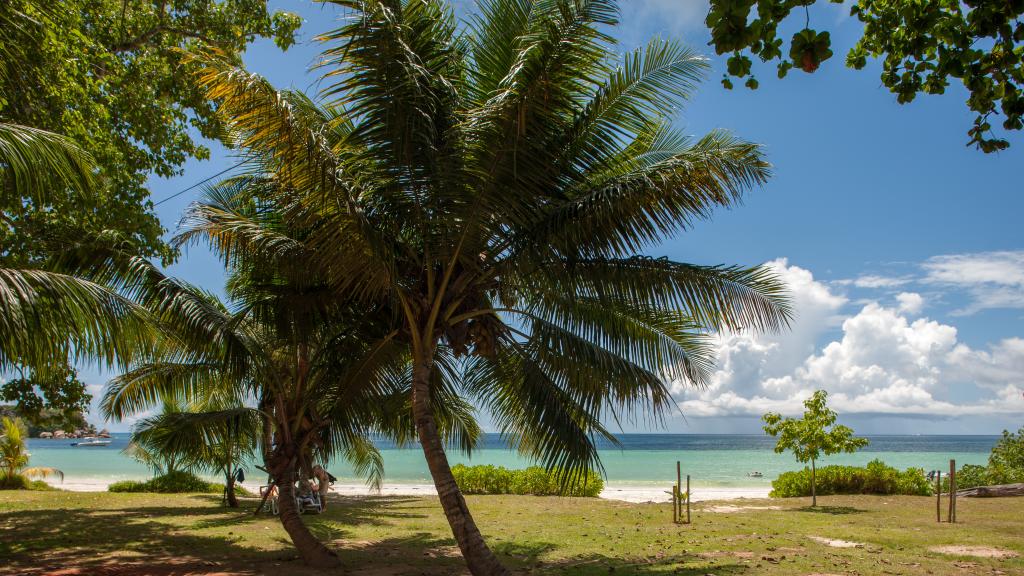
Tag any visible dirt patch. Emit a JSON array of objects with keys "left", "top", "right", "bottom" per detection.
[
  {"left": 808, "top": 535, "right": 864, "bottom": 548},
  {"left": 930, "top": 545, "right": 1019, "bottom": 559},
  {"left": 703, "top": 505, "right": 782, "bottom": 513}
]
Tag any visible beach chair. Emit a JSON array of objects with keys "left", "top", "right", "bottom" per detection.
[{"left": 296, "top": 491, "right": 323, "bottom": 514}]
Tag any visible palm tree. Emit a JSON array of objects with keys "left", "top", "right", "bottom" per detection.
[
  {"left": 95, "top": 227, "right": 480, "bottom": 567},
  {"left": 126, "top": 397, "right": 259, "bottom": 507},
  {"left": 185, "top": 2, "right": 791, "bottom": 573},
  {"left": 0, "top": 416, "right": 63, "bottom": 488}
]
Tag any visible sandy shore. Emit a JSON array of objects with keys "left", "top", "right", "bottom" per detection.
[{"left": 46, "top": 477, "right": 770, "bottom": 502}]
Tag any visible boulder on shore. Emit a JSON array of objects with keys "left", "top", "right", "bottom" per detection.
[
  {"left": 957, "top": 483, "right": 1024, "bottom": 498},
  {"left": 39, "top": 431, "right": 53, "bottom": 439}
]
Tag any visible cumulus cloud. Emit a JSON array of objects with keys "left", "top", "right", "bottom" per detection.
[
  {"left": 896, "top": 292, "right": 924, "bottom": 315},
  {"left": 922, "top": 251, "right": 1024, "bottom": 314},
  {"left": 674, "top": 260, "right": 1024, "bottom": 418}
]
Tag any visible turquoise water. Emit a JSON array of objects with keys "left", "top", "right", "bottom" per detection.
[{"left": 26, "top": 434, "right": 998, "bottom": 488}]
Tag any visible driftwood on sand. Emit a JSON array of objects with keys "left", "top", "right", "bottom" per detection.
[{"left": 956, "top": 483, "right": 1024, "bottom": 498}]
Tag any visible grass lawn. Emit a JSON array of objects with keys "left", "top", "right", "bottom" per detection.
[{"left": 1, "top": 490, "right": 1022, "bottom": 575}]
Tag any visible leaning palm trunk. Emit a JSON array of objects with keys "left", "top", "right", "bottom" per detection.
[
  {"left": 412, "top": 356, "right": 509, "bottom": 576},
  {"left": 271, "top": 456, "right": 340, "bottom": 568}
]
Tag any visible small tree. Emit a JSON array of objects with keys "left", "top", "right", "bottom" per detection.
[
  {"left": 762, "top": 390, "right": 868, "bottom": 506},
  {"left": 0, "top": 416, "right": 63, "bottom": 488}
]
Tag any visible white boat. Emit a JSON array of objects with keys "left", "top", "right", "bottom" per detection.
[
  {"left": 747, "top": 471, "right": 763, "bottom": 478},
  {"left": 71, "top": 439, "right": 112, "bottom": 447}
]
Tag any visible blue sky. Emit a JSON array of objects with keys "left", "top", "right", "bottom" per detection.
[{"left": 85, "top": 1, "right": 1024, "bottom": 434}]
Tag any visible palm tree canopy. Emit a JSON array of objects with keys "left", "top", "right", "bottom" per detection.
[{"left": 183, "top": 0, "right": 791, "bottom": 483}]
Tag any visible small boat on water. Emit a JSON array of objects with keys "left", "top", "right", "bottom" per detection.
[
  {"left": 71, "top": 439, "right": 112, "bottom": 447},
  {"left": 747, "top": 471, "right": 763, "bottom": 478}
]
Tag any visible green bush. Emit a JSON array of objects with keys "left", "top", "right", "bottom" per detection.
[
  {"left": 0, "top": 474, "right": 58, "bottom": 491},
  {"left": 451, "top": 464, "right": 603, "bottom": 497},
  {"left": 942, "top": 463, "right": 1024, "bottom": 491},
  {"left": 770, "top": 459, "right": 932, "bottom": 498},
  {"left": 108, "top": 471, "right": 222, "bottom": 494}
]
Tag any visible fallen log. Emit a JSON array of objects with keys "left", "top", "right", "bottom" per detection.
[{"left": 956, "top": 483, "right": 1024, "bottom": 498}]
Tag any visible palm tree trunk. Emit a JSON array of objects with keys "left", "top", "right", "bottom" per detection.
[
  {"left": 412, "top": 356, "right": 509, "bottom": 576},
  {"left": 274, "top": 463, "right": 340, "bottom": 568},
  {"left": 225, "top": 472, "right": 239, "bottom": 508}
]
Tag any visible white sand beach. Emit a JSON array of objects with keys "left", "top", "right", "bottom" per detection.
[{"left": 47, "top": 477, "right": 770, "bottom": 502}]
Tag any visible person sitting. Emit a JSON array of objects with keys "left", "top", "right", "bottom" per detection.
[
  {"left": 296, "top": 477, "right": 321, "bottom": 512},
  {"left": 312, "top": 465, "right": 332, "bottom": 511}
]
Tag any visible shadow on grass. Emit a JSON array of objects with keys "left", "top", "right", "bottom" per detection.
[
  {"left": 791, "top": 505, "right": 866, "bottom": 515},
  {"left": 0, "top": 494, "right": 751, "bottom": 576},
  {"left": 0, "top": 494, "right": 436, "bottom": 575}
]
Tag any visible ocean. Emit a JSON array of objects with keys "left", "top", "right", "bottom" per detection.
[{"left": 26, "top": 433, "right": 998, "bottom": 497}]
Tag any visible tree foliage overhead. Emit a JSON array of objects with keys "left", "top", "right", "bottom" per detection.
[
  {"left": 0, "top": 367, "right": 92, "bottom": 432},
  {"left": 0, "top": 0, "right": 302, "bottom": 265},
  {"left": 707, "top": 0, "right": 1024, "bottom": 152}
]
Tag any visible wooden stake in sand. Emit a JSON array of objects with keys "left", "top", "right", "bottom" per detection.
[
  {"left": 946, "top": 459, "right": 954, "bottom": 522},
  {"left": 935, "top": 471, "right": 941, "bottom": 522},
  {"left": 948, "top": 459, "right": 956, "bottom": 523},
  {"left": 671, "top": 459, "right": 679, "bottom": 522},
  {"left": 686, "top": 474, "right": 691, "bottom": 524}
]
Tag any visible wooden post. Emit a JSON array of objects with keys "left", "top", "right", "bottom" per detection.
[
  {"left": 950, "top": 460, "right": 957, "bottom": 523},
  {"left": 671, "top": 459, "right": 679, "bottom": 522},
  {"left": 671, "top": 484, "right": 677, "bottom": 523},
  {"left": 686, "top": 474, "right": 691, "bottom": 524},
  {"left": 948, "top": 460, "right": 955, "bottom": 523},
  {"left": 935, "top": 471, "right": 941, "bottom": 522}
]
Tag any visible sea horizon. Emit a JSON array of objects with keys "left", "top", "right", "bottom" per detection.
[{"left": 28, "top": 432, "right": 1000, "bottom": 500}]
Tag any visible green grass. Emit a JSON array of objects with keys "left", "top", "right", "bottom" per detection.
[{"left": 0, "top": 490, "right": 1022, "bottom": 575}]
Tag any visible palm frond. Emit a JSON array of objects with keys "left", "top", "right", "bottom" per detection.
[
  {"left": 0, "top": 122, "right": 94, "bottom": 202},
  {"left": 22, "top": 466, "right": 64, "bottom": 482},
  {"left": 0, "top": 267, "right": 154, "bottom": 373}
]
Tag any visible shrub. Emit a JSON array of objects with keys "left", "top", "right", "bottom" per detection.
[
  {"left": 770, "top": 459, "right": 931, "bottom": 498},
  {"left": 942, "top": 463, "right": 1024, "bottom": 491},
  {"left": 107, "top": 480, "right": 147, "bottom": 493},
  {"left": 108, "top": 471, "right": 222, "bottom": 494},
  {"left": 0, "top": 473, "right": 30, "bottom": 490},
  {"left": 0, "top": 474, "right": 57, "bottom": 491},
  {"left": 451, "top": 464, "right": 603, "bottom": 497}
]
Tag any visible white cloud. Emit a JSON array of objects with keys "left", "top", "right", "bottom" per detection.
[
  {"left": 896, "top": 292, "right": 924, "bottom": 315},
  {"left": 617, "top": 0, "right": 710, "bottom": 47},
  {"left": 922, "top": 251, "right": 1024, "bottom": 314},
  {"left": 836, "top": 274, "right": 912, "bottom": 289},
  {"left": 674, "top": 260, "right": 1024, "bottom": 418}
]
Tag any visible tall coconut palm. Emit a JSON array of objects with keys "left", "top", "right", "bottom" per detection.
[{"left": 186, "top": 1, "right": 792, "bottom": 573}]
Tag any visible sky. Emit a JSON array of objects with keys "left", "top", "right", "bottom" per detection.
[{"left": 82, "top": 0, "right": 1024, "bottom": 435}]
